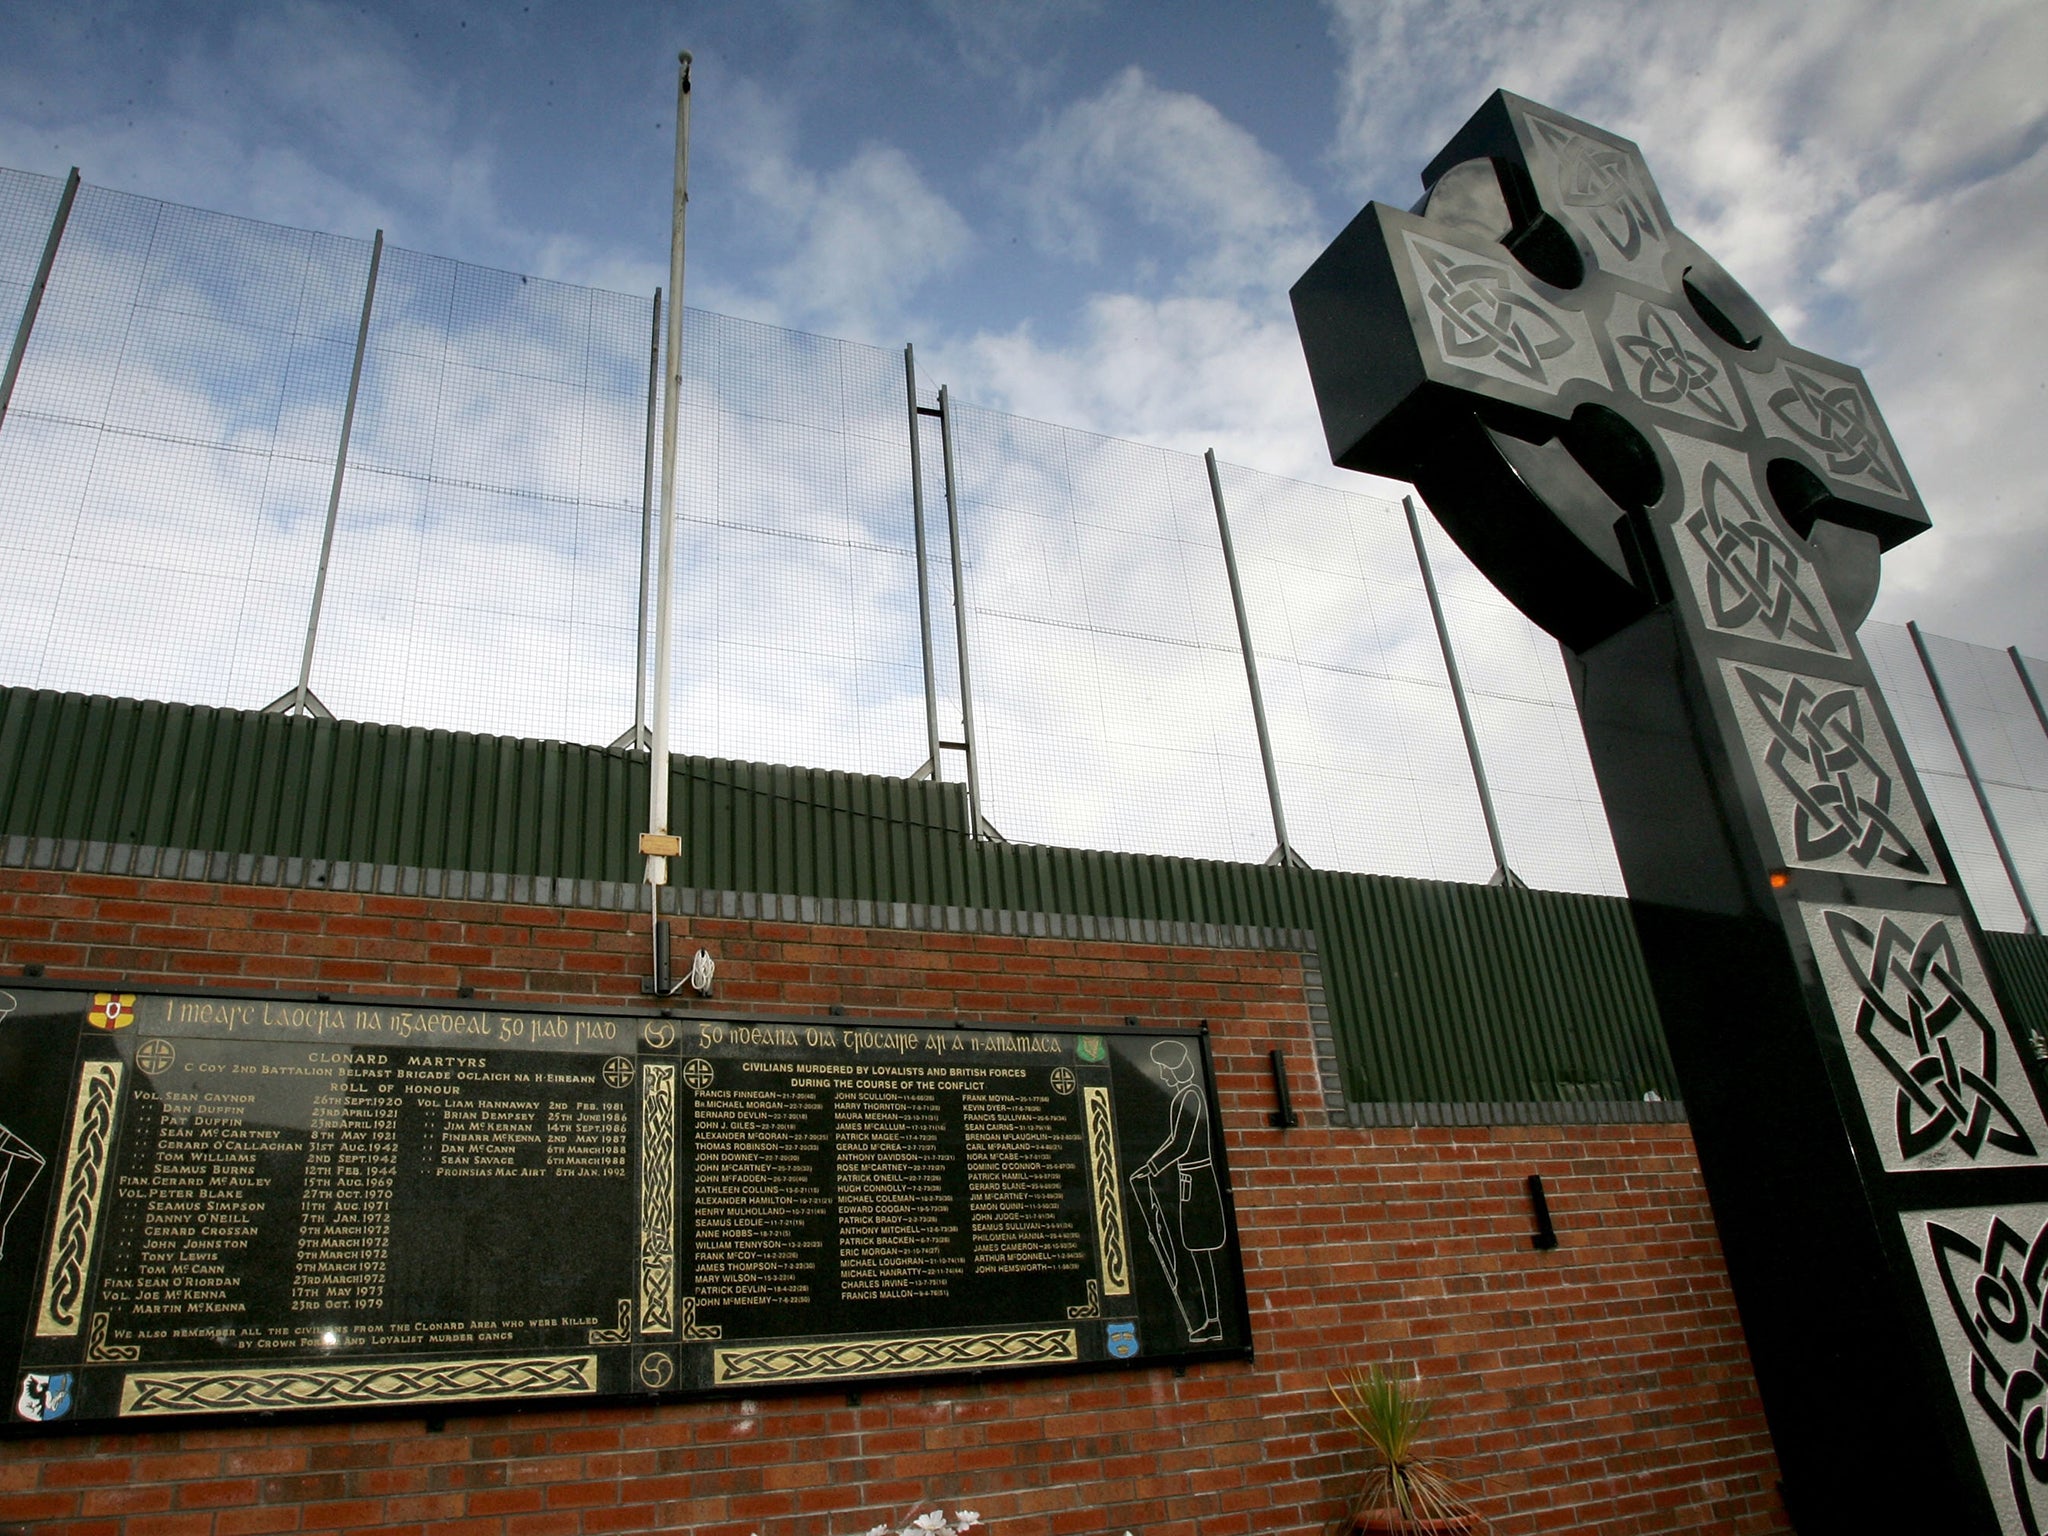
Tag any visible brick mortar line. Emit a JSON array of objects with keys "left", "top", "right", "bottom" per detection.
[
  {"left": 1, "top": 834, "right": 1674, "bottom": 1127},
  {"left": 1347, "top": 1098, "right": 1688, "bottom": 1126}
]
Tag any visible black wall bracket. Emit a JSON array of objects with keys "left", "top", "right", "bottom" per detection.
[
  {"left": 641, "top": 920, "right": 671, "bottom": 996},
  {"left": 1526, "top": 1173, "right": 1559, "bottom": 1250},
  {"left": 1267, "top": 1047, "right": 1299, "bottom": 1128}
]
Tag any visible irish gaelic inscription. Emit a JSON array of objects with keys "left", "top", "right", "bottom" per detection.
[{"left": 0, "top": 990, "right": 1246, "bottom": 1430}]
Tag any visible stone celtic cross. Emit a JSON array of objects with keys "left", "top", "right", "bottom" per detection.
[{"left": 1293, "top": 92, "right": 2047, "bottom": 1536}]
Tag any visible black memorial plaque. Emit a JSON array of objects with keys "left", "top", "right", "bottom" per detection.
[{"left": 0, "top": 983, "right": 1248, "bottom": 1430}]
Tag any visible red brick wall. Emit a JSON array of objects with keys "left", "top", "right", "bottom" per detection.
[{"left": 0, "top": 868, "right": 1789, "bottom": 1535}]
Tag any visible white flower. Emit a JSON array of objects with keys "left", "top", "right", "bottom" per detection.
[
  {"left": 955, "top": 1515, "right": 981, "bottom": 1530},
  {"left": 867, "top": 1526, "right": 889, "bottom": 1536},
  {"left": 913, "top": 1516, "right": 949, "bottom": 1532}
]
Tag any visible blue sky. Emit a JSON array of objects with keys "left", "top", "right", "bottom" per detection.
[{"left": 2, "top": 0, "right": 2045, "bottom": 656}]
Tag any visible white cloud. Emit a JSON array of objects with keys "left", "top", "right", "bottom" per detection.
[
  {"left": 0, "top": 1, "right": 656, "bottom": 294},
  {"left": 961, "top": 294, "right": 1322, "bottom": 475},
  {"left": 773, "top": 144, "right": 973, "bottom": 332},
  {"left": 0, "top": 5, "right": 436, "bottom": 236},
  {"left": 925, "top": 0, "right": 1106, "bottom": 98},
  {"left": 933, "top": 71, "right": 1360, "bottom": 484},
  {"left": 1841, "top": 142, "right": 2048, "bottom": 642},
  {"left": 696, "top": 77, "right": 972, "bottom": 339},
  {"left": 1012, "top": 66, "right": 1320, "bottom": 295}
]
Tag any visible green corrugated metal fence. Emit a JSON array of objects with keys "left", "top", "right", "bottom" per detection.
[
  {"left": 1988, "top": 932, "right": 2048, "bottom": 1048},
  {"left": 39, "top": 686, "right": 2048, "bottom": 1107}
]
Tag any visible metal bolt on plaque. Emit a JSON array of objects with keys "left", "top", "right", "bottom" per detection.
[{"left": 1292, "top": 91, "right": 2048, "bottom": 1535}]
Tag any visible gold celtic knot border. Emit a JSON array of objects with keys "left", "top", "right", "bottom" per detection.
[
  {"left": 88, "top": 1311, "right": 140, "bottom": 1363},
  {"left": 37, "top": 1061, "right": 123, "bottom": 1338},
  {"left": 712, "top": 1329, "right": 1076, "bottom": 1385},
  {"left": 679, "top": 1296, "right": 721, "bottom": 1340},
  {"left": 640, "top": 1062, "right": 677, "bottom": 1335},
  {"left": 119, "top": 1355, "right": 598, "bottom": 1416},
  {"left": 1066, "top": 1279, "right": 1102, "bottom": 1319},
  {"left": 589, "top": 1298, "right": 632, "bottom": 1345},
  {"left": 1083, "top": 1086, "right": 1131, "bottom": 1296}
]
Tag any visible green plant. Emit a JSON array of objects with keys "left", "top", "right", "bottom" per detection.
[{"left": 1329, "top": 1364, "right": 1486, "bottom": 1532}]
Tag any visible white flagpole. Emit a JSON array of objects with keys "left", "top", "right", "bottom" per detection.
[{"left": 643, "top": 51, "right": 691, "bottom": 895}]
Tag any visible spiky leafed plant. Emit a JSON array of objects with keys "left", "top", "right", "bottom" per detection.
[{"left": 1329, "top": 1364, "right": 1486, "bottom": 1533}]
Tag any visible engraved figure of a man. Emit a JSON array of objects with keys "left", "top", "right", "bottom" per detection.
[{"left": 1129, "top": 1040, "right": 1224, "bottom": 1343}]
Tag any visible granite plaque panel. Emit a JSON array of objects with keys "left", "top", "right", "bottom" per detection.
[{"left": 1, "top": 985, "right": 1248, "bottom": 1429}]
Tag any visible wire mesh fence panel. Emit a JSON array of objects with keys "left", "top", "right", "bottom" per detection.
[
  {"left": 0, "top": 183, "right": 366, "bottom": 709},
  {"left": 659, "top": 312, "right": 926, "bottom": 778},
  {"left": 2, "top": 165, "right": 2041, "bottom": 901},
  {"left": 1862, "top": 620, "right": 2028, "bottom": 930},
  {"left": 1414, "top": 511, "right": 1624, "bottom": 896},
  {"left": 1916, "top": 630, "right": 2048, "bottom": 924},
  {"left": 1215, "top": 461, "right": 1495, "bottom": 882},
  {"left": 0, "top": 168, "right": 66, "bottom": 359},
  {"left": 949, "top": 407, "right": 1274, "bottom": 863},
  {"left": 310, "top": 249, "right": 647, "bottom": 744}
]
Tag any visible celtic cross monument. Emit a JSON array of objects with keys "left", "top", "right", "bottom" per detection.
[{"left": 1292, "top": 92, "right": 2048, "bottom": 1534}]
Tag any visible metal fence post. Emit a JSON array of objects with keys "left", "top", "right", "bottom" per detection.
[
  {"left": 270, "top": 229, "right": 383, "bottom": 719},
  {"left": 613, "top": 288, "right": 662, "bottom": 751},
  {"left": 1405, "top": 495, "right": 1520, "bottom": 887},
  {"left": 0, "top": 167, "right": 80, "bottom": 436},
  {"left": 905, "top": 344, "right": 942, "bottom": 782},
  {"left": 1912, "top": 621, "right": 2038, "bottom": 933},
  {"left": 937, "top": 386, "right": 989, "bottom": 838},
  {"left": 644, "top": 51, "right": 693, "bottom": 894},
  {"left": 2014, "top": 646, "right": 2048, "bottom": 742},
  {"left": 1206, "top": 450, "right": 1302, "bottom": 867}
]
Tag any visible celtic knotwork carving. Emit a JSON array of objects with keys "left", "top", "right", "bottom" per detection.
[
  {"left": 1295, "top": 90, "right": 1930, "bottom": 655},
  {"left": 1615, "top": 303, "right": 1737, "bottom": 428},
  {"left": 1768, "top": 367, "right": 1901, "bottom": 492},
  {"left": 678, "top": 1296, "right": 720, "bottom": 1341},
  {"left": 1528, "top": 112, "right": 1663, "bottom": 261},
  {"left": 119, "top": 1355, "right": 597, "bottom": 1416},
  {"left": 36, "top": 1061, "right": 122, "bottom": 1338},
  {"left": 1727, "top": 662, "right": 1932, "bottom": 877},
  {"left": 87, "top": 1311, "right": 140, "bottom": 1363},
  {"left": 1906, "top": 1208, "right": 2048, "bottom": 1533},
  {"left": 588, "top": 1298, "right": 632, "bottom": 1345},
  {"left": 1066, "top": 1279, "right": 1102, "bottom": 1320},
  {"left": 1816, "top": 908, "right": 2043, "bottom": 1166},
  {"left": 639, "top": 1063, "right": 676, "bottom": 1335},
  {"left": 1294, "top": 88, "right": 1969, "bottom": 1523},
  {"left": 1082, "top": 1086, "right": 1131, "bottom": 1296},
  {"left": 1685, "top": 462, "right": 1834, "bottom": 650},
  {"left": 712, "top": 1328, "right": 1076, "bottom": 1385},
  {"left": 1409, "top": 237, "right": 1576, "bottom": 383}
]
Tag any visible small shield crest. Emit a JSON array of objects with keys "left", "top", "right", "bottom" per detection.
[
  {"left": 89, "top": 994, "right": 136, "bottom": 1030},
  {"left": 1105, "top": 1320, "right": 1139, "bottom": 1359},
  {"left": 1076, "top": 1036, "right": 1106, "bottom": 1063},
  {"left": 17, "top": 1372, "right": 72, "bottom": 1421}
]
